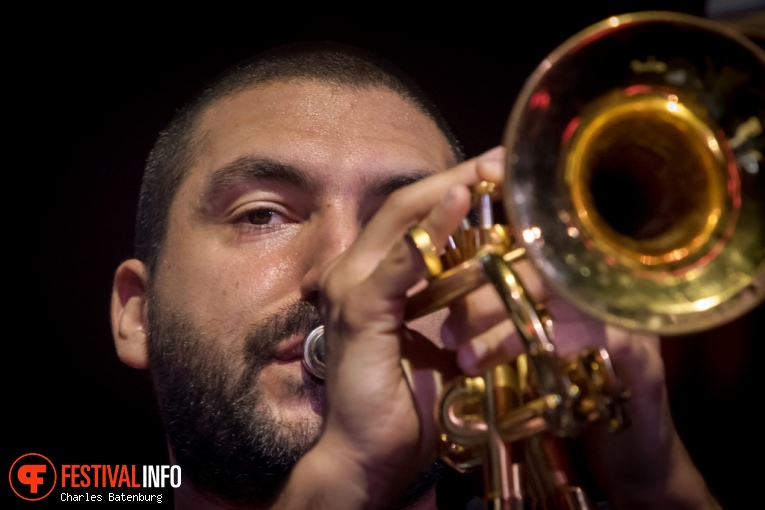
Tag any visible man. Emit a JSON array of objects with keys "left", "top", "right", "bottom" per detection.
[{"left": 110, "top": 42, "right": 721, "bottom": 509}]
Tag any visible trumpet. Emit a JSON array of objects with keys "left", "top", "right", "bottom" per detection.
[{"left": 304, "top": 11, "right": 765, "bottom": 509}]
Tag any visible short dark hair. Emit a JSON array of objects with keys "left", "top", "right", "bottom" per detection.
[{"left": 134, "top": 41, "right": 464, "bottom": 271}]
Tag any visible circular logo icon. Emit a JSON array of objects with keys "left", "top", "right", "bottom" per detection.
[{"left": 9, "top": 453, "right": 57, "bottom": 501}]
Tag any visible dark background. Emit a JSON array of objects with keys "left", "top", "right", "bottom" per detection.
[{"left": 6, "top": 1, "right": 763, "bottom": 508}]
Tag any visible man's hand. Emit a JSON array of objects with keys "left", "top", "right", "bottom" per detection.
[
  {"left": 275, "top": 144, "right": 720, "bottom": 510},
  {"left": 275, "top": 146, "right": 505, "bottom": 510},
  {"left": 440, "top": 234, "right": 722, "bottom": 509}
]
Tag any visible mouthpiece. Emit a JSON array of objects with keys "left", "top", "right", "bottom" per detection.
[{"left": 303, "top": 325, "right": 326, "bottom": 379}]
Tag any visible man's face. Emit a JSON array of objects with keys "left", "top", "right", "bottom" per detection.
[{"left": 147, "top": 79, "right": 454, "bottom": 503}]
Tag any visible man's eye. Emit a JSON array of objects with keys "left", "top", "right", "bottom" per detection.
[{"left": 245, "top": 209, "right": 281, "bottom": 225}]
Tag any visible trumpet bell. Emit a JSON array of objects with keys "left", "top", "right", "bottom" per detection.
[{"left": 504, "top": 11, "right": 765, "bottom": 335}]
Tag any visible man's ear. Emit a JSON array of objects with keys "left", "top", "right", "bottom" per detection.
[{"left": 111, "top": 258, "right": 150, "bottom": 369}]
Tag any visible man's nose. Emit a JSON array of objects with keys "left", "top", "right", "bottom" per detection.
[{"left": 299, "top": 211, "right": 360, "bottom": 299}]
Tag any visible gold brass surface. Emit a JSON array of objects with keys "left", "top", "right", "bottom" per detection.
[
  {"left": 406, "top": 225, "right": 444, "bottom": 277},
  {"left": 503, "top": 10, "right": 765, "bottom": 335},
  {"left": 565, "top": 92, "right": 728, "bottom": 267}
]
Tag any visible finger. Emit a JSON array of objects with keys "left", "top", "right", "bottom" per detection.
[
  {"left": 545, "top": 305, "right": 609, "bottom": 356},
  {"left": 437, "top": 260, "right": 550, "bottom": 375},
  {"left": 440, "top": 285, "right": 508, "bottom": 349},
  {"left": 439, "top": 260, "right": 550, "bottom": 351},
  {"left": 475, "top": 147, "right": 505, "bottom": 183},
  {"left": 326, "top": 146, "right": 506, "bottom": 288},
  {"left": 603, "top": 324, "right": 664, "bottom": 387},
  {"left": 401, "top": 328, "right": 461, "bottom": 460},
  {"left": 323, "top": 183, "right": 473, "bottom": 350},
  {"left": 455, "top": 319, "right": 522, "bottom": 375},
  {"left": 510, "top": 259, "right": 550, "bottom": 306},
  {"left": 448, "top": 300, "right": 615, "bottom": 375},
  {"left": 363, "top": 183, "right": 473, "bottom": 301},
  {"left": 363, "top": 146, "right": 505, "bottom": 248}
]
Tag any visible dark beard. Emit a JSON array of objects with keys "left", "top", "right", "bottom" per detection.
[
  {"left": 147, "top": 296, "right": 444, "bottom": 508},
  {"left": 147, "top": 298, "right": 324, "bottom": 506}
]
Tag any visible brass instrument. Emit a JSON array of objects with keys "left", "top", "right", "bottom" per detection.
[{"left": 304, "top": 11, "right": 765, "bottom": 509}]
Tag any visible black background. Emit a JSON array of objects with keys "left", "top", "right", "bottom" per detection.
[{"left": 6, "top": 1, "right": 763, "bottom": 508}]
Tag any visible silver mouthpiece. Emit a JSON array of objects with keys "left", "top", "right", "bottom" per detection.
[{"left": 303, "top": 325, "right": 326, "bottom": 379}]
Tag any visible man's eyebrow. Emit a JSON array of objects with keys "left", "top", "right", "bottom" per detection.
[
  {"left": 366, "top": 170, "right": 434, "bottom": 197},
  {"left": 201, "top": 156, "right": 317, "bottom": 211}
]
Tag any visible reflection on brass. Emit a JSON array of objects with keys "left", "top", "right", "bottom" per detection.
[
  {"left": 406, "top": 225, "right": 444, "bottom": 277},
  {"left": 566, "top": 92, "right": 727, "bottom": 268},
  {"left": 503, "top": 12, "right": 765, "bottom": 335}
]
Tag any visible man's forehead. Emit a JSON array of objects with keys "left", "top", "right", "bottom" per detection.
[
  {"left": 187, "top": 79, "right": 453, "bottom": 184},
  {"left": 161, "top": 78, "right": 454, "bottom": 222},
  {"left": 198, "top": 78, "right": 439, "bottom": 137}
]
